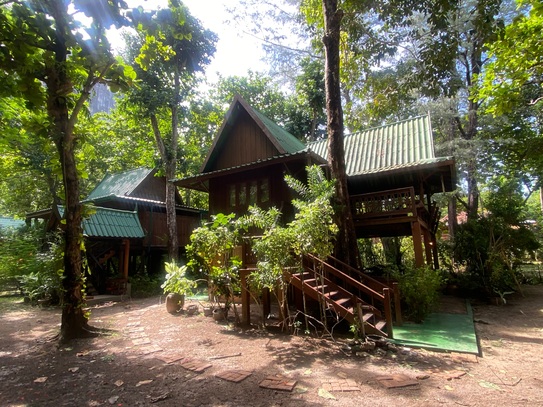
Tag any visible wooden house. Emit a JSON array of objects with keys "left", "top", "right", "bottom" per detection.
[
  {"left": 175, "top": 95, "right": 456, "bottom": 336},
  {"left": 28, "top": 168, "right": 204, "bottom": 295}
]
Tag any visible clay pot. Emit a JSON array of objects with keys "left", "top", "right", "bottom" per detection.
[
  {"left": 165, "top": 293, "right": 184, "bottom": 314},
  {"left": 212, "top": 307, "right": 228, "bottom": 321}
]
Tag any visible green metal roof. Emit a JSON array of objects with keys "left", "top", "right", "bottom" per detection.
[
  {"left": 0, "top": 217, "right": 25, "bottom": 229},
  {"left": 86, "top": 168, "right": 154, "bottom": 201},
  {"left": 309, "top": 115, "right": 438, "bottom": 176},
  {"left": 58, "top": 206, "right": 145, "bottom": 238},
  {"left": 252, "top": 108, "right": 306, "bottom": 154}
]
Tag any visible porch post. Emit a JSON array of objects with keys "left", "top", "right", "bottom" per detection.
[
  {"left": 422, "top": 228, "right": 433, "bottom": 267},
  {"left": 122, "top": 239, "right": 130, "bottom": 280},
  {"left": 240, "top": 269, "right": 251, "bottom": 325}
]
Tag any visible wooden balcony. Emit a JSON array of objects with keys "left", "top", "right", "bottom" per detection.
[
  {"left": 350, "top": 186, "right": 440, "bottom": 268},
  {"left": 350, "top": 187, "right": 435, "bottom": 236}
]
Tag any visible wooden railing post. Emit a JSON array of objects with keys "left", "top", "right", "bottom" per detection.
[
  {"left": 392, "top": 282, "right": 402, "bottom": 326},
  {"left": 383, "top": 288, "right": 393, "bottom": 338}
]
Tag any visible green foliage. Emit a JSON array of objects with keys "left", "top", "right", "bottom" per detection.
[
  {"left": 247, "top": 165, "right": 337, "bottom": 297},
  {"left": 394, "top": 266, "right": 444, "bottom": 323},
  {"left": 451, "top": 177, "right": 540, "bottom": 295},
  {"left": 161, "top": 262, "right": 197, "bottom": 297},
  {"left": 187, "top": 213, "right": 243, "bottom": 308},
  {"left": 0, "top": 225, "right": 64, "bottom": 304},
  {"left": 478, "top": 0, "right": 543, "bottom": 116},
  {"left": 129, "top": 273, "right": 163, "bottom": 298}
]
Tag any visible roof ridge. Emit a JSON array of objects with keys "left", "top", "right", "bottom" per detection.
[{"left": 347, "top": 114, "right": 430, "bottom": 137}]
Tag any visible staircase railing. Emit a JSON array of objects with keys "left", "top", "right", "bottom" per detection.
[
  {"left": 302, "top": 254, "right": 394, "bottom": 337},
  {"left": 324, "top": 255, "right": 402, "bottom": 325}
]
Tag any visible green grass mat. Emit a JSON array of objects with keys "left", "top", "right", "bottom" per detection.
[{"left": 391, "top": 301, "right": 479, "bottom": 355}]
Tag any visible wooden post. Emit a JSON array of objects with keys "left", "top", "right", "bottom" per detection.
[
  {"left": 422, "top": 228, "right": 433, "bottom": 266},
  {"left": 240, "top": 269, "right": 251, "bottom": 325},
  {"left": 383, "top": 288, "right": 393, "bottom": 338},
  {"left": 122, "top": 239, "right": 130, "bottom": 280},
  {"left": 356, "top": 302, "right": 366, "bottom": 339},
  {"left": 411, "top": 221, "right": 424, "bottom": 267}
]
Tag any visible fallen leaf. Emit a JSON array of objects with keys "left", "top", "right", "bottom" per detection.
[
  {"left": 293, "top": 385, "right": 308, "bottom": 394},
  {"left": 318, "top": 388, "right": 336, "bottom": 400},
  {"left": 416, "top": 375, "right": 430, "bottom": 380},
  {"left": 150, "top": 392, "right": 170, "bottom": 403},
  {"left": 34, "top": 377, "right": 48, "bottom": 383},
  {"left": 303, "top": 369, "right": 312, "bottom": 376},
  {"left": 114, "top": 380, "right": 124, "bottom": 387},
  {"left": 337, "top": 372, "right": 348, "bottom": 379},
  {"left": 479, "top": 380, "right": 501, "bottom": 390},
  {"left": 444, "top": 385, "right": 454, "bottom": 391},
  {"left": 68, "top": 367, "right": 79, "bottom": 373},
  {"left": 108, "top": 396, "right": 119, "bottom": 405},
  {"left": 136, "top": 379, "right": 153, "bottom": 387}
]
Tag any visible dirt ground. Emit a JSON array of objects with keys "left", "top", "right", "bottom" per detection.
[{"left": 1, "top": 285, "right": 542, "bottom": 407}]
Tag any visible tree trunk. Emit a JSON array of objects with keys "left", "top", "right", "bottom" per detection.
[
  {"left": 322, "top": 0, "right": 360, "bottom": 268},
  {"left": 448, "top": 195, "right": 458, "bottom": 239},
  {"left": 149, "top": 76, "right": 179, "bottom": 263},
  {"left": 46, "top": 25, "right": 89, "bottom": 342}
]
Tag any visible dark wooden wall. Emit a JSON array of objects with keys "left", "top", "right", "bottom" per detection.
[
  {"left": 210, "top": 110, "right": 279, "bottom": 172},
  {"left": 138, "top": 210, "right": 201, "bottom": 247}
]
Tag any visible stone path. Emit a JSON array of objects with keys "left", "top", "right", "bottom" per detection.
[{"left": 122, "top": 305, "right": 300, "bottom": 393}]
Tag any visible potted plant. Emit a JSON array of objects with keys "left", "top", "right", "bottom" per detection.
[{"left": 161, "top": 262, "right": 197, "bottom": 314}]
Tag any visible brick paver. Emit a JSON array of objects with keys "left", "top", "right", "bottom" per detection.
[
  {"left": 179, "top": 358, "right": 213, "bottom": 373},
  {"left": 216, "top": 370, "right": 253, "bottom": 383},
  {"left": 259, "top": 375, "right": 297, "bottom": 392},
  {"left": 321, "top": 378, "right": 360, "bottom": 392},
  {"left": 376, "top": 374, "right": 419, "bottom": 389}
]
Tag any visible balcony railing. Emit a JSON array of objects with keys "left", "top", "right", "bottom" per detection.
[{"left": 350, "top": 187, "right": 419, "bottom": 221}]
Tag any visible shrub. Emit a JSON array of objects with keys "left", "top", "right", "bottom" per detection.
[
  {"left": 394, "top": 266, "right": 444, "bottom": 322},
  {"left": 129, "top": 273, "right": 163, "bottom": 298}
]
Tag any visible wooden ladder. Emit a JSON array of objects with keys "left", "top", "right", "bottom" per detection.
[{"left": 286, "top": 254, "right": 395, "bottom": 338}]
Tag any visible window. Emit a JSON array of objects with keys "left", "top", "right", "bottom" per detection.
[{"left": 228, "top": 178, "right": 270, "bottom": 209}]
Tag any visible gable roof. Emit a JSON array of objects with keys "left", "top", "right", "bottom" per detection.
[
  {"left": 86, "top": 168, "right": 156, "bottom": 201},
  {"left": 58, "top": 206, "right": 145, "bottom": 238},
  {"left": 309, "top": 115, "right": 443, "bottom": 176},
  {"left": 200, "top": 94, "right": 306, "bottom": 173}
]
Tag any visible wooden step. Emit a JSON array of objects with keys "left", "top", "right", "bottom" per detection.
[
  {"left": 375, "top": 320, "right": 387, "bottom": 332},
  {"left": 362, "top": 312, "right": 374, "bottom": 323}
]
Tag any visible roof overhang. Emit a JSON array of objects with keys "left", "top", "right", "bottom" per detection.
[{"left": 347, "top": 157, "right": 456, "bottom": 194}]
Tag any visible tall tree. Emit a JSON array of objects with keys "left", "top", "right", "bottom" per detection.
[
  {"left": 321, "top": 0, "right": 359, "bottom": 267},
  {"left": 0, "top": 0, "right": 135, "bottom": 341},
  {"left": 127, "top": 0, "right": 217, "bottom": 262}
]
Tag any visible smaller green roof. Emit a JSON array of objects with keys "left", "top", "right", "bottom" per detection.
[
  {"left": 58, "top": 206, "right": 145, "bottom": 238},
  {"left": 0, "top": 217, "right": 25, "bottom": 229},
  {"left": 86, "top": 168, "right": 154, "bottom": 201}
]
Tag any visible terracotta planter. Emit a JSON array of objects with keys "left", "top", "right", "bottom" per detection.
[
  {"left": 212, "top": 307, "right": 228, "bottom": 321},
  {"left": 165, "top": 293, "right": 185, "bottom": 314}
]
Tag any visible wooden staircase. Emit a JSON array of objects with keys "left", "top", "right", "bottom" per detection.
[{"left": 286, "top": 254, "right": 400, "bottom": 338}]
